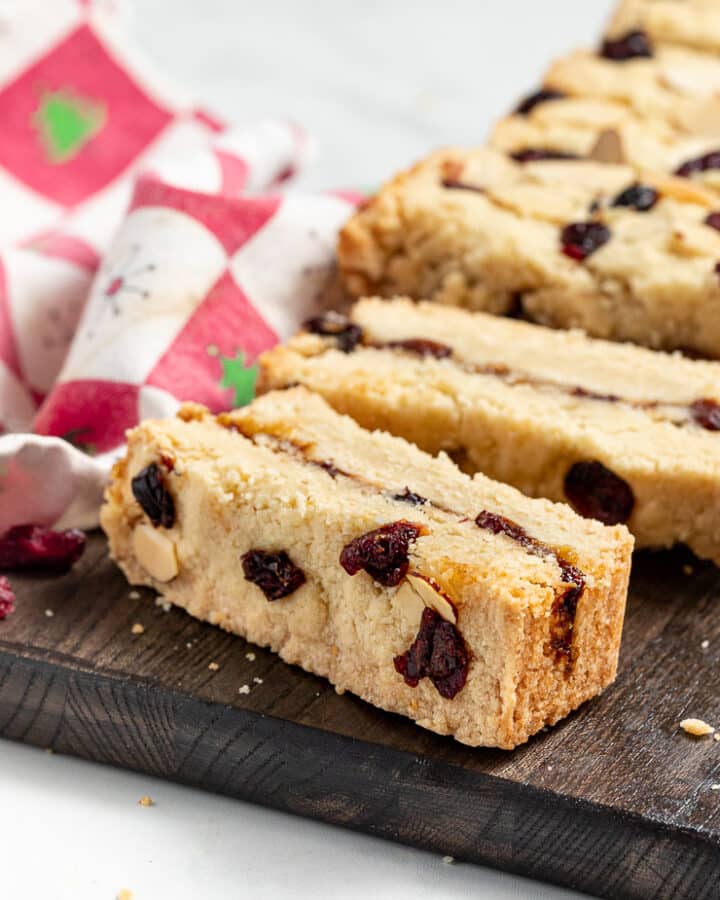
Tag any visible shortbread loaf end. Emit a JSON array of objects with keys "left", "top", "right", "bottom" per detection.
[{"left": 101, "top": 389, "right": 632, "bottom": 749}]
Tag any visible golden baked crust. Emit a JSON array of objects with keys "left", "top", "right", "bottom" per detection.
[
  {"left": 337, "top": 146, "right": 720, "bottom": 357},
  {"left": 101, "top": 388, "right": 632, "bottom": 749}
]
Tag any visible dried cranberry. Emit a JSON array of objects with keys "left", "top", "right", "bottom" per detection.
[
  {"left": 0, "top": 576, "right": 15, "bottom": 619},
  {"left": 0, "top": 525, "right": 86, "bottom": 573},
  {"left": 394, "top": 607, "right": 469, "bottom": 699},
  {"left": 340, "top": 521, "right": 423, "bottom": 587},
  {"left": 476, "top": 511, "right": 586, "bottom": 668},
  {"left": 131, "top": 463, "right": 175, "bottom": 528},
  {"left": 441, "top": 179, "right": 485, "bottom": 194},
  {"left": 691, "top": 398, "right": 720, "bottom": 431},
  {"left": 514, "top": 88, "right": 566, "bottom": 116},
  {"left": 571, "top": 386, "right": 619, "bottom": 402},
  {"left": 511, "top": 148, "right": 580, "bottom": 163},
  {"left": 393, "top": 488, "right": 428, "bottom": 506},
  {"left": 600, "top": 30, "right": 653, "bottom": 61},
  {"left": 561, "top": 222, "right": 611, "bottom": 261},
  {"left": 387, "top": 338, "right": 452, "bottom": 359},
  {"left": 675, "top": 150, "right": 720, "bottom": 179},
  {"left": 476, "top": 510, "right": 539, "bottom": 552},
  {"left": 303, "top": 311, "right": 363, "bottom": 353},
  {"left": 705, "top": 212, "right": 720, "bottom": 232},
  {"left": 550, "top": 562, "right": 585, "bottom": 664},
  {"left": 611, "top": 183, "right": 658, "bottom": 212},
  {"left": 242, "top": 549, "right": 306, "bottom": 600},
  {"left": 564, "top": 461, "right": 634, "bottom": 525}
]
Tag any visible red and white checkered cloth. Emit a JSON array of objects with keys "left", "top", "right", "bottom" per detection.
[{"left": 0, "top": 0, "right": 359, "bottom": 531}]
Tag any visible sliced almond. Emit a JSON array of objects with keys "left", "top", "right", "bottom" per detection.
[
  {"left": 642, "top": 172, "right": 716, "bottom": 207},
  {"left": 393, "top": 580, "right": 426, "bottom": 626},
  {"left": 589, "top": 129, "right": 625, "bottom": 165},
  {"left": 677, "top": 98, "right": 720, "bottom": 137},
  {"left": 132, "top": 523, "right": 178, "bottom": 583},
  {"left": 405, "top": 572, "right": 457, "bottom": 624}
]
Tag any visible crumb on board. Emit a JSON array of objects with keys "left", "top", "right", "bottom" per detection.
[
  {"left": 711, "top": 784, "right": 720, "bottom": 791},
  {"left": 680, "top": 718, "right": 716, "bottom": 737},
  {"left": 44, "top": 609, "right": 54, "bottom": 618},
  {"left": 253, "top": 676, "right": 263, "bottom": 684},
  {"left": 208, "top": 661, "right": 220, "bottom": 672},
  {"left": 138, "top": 795, "right": 154, "bottom": 807},
  {"left": 701, "top": 639, "right": 710, "bottom": 650},
  {"left": 683, "top": 564, "right": 694, "bottom": 576},
  {"left": 154, "top": 597, "right": 171, "bottom": 612},
  {"left": 238, "top": 684, "right": 250, "bottom": 695},
  {"left": 131, "top": 623, "right": 145, "bottom": 635},
  {"left": 245, "top": 651, "right": 256, "bottom": 661},
  {"left": 442, "top": 856, "right": 454, "bottom": 865},
  {"left": 117, "top": 890, "right": 134, "bottom": 900},
  {"left": 129, "top": 590, "right": 141, "bottom": 600},
  {"left": 186, "top": 642, "right": 193, "bottom": 649}
]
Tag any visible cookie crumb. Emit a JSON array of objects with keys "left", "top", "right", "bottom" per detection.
[
  {"left": 131, "top": 623, "right": 145, "bottom": 635},
  {"left": 245, "top": 652, "right": 256, "bottom": 661},
  {"left": 714, "top": 733, "right": 720, "bottom": 742},
  {"left": 138, "top": 795, "right": 154, "bottom": 807},
  {"left": 117, "top": 891, "right": 134, "bottom": 900},
  {"left": 44, "top": 609, "right": 54, "bottom": 618},
  {"left": 186, "top": 642, "right": 193, "bottom": 649},
  {"left": 442, "top": 856, "right": 454, "bottom": 865},
  {"left": 680, "top": 718, "right": 715, "bottom": 736},
  {"left": 208, "top": 661, "right": 220, "bottom": 672},
  {"left": 154, "top": 597, "right": 171, "bottom": 612},
  {"left": 238, "top": 684, "right": 250, "bottom": 695},
  {"left": 701, "top": 639, "right": 710, "bottom": 650},
  {"left": 683, "top": 564, "right": 694, "bottom": 576},
  {"left": 711, "top": 784, "right": 720, "bottom": 791},
  {"left": 129, "top": 590, "right": 141, "bottom": 600},
  {"left": 253, "top": 676, "right": 263, "bottom": 684}
]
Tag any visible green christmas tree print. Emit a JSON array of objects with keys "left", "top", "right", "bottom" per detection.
[
  {"left": 219, "top": 351, "right": 258, "bottom": 407},
  {"left": 34, "top": 89, "right": 106, "bottom": 164}
]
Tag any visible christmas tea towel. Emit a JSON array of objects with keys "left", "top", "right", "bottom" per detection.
[{"left": 0, "top": 0, "right": 358, "bottom": 531}]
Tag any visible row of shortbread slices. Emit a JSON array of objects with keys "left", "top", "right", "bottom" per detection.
[{"left": 103, "top": 294, "right": 720, "bottom": 748}]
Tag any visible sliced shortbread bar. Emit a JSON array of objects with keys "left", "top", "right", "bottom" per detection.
[
  {"left": 544, "top": 44, "right": 720, "bottom": 143},
  {"left": 337, "top": 146, "right": 720, "bottom": 356},
  {"left": 260, "top": 299, "right": 720, "bottom": 564},
  {"left": 491, "top": 94, "right": 720, "bottom": 186},
  {"left": 608, "top": 0, "right": 720, "bottom": 55},
  {"left": 101, "top": 388, "right": 632, "bottom": 749}
]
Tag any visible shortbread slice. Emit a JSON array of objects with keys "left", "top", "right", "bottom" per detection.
[
  {"left": 259, "top": 299, "right": 720, "bottom": 564},
  {"left": 491, "top": 94, "right": 720, "bottom": 185},
  {"left": 337, "top": 146, "right": 720, "bottom": 357},
  {"left": 101, "top": 388, "right": 632, "bottom": 749},
  {"left": 544, "top": 44, "right": 720, "bottom": 145},
  {"left": 608, "top": 0, "right": 720, "bottom": 55}
]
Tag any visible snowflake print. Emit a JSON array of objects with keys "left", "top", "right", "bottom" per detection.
[
  {"left": 101, "top": 244, "right": 156, "bottom": 316},
  {"left": 82, "top": 244, "right": 156, "bottom": 338}
]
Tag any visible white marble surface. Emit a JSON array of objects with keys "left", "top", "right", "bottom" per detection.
[{"left": 3, "top": 2, "right": 618, "bottom": 897}]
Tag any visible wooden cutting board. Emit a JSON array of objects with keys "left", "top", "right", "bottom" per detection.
[{"left": 2, "top": 532, "right": 720, "bottom": 899}]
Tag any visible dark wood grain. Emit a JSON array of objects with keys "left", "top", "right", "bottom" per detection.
[{"left": 2, "top": 533, "right": 720, "bottom": 899}]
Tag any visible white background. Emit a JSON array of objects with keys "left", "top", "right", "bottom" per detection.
[{"left": 3, "top": 1, "right": 614, "bottom": 897}]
